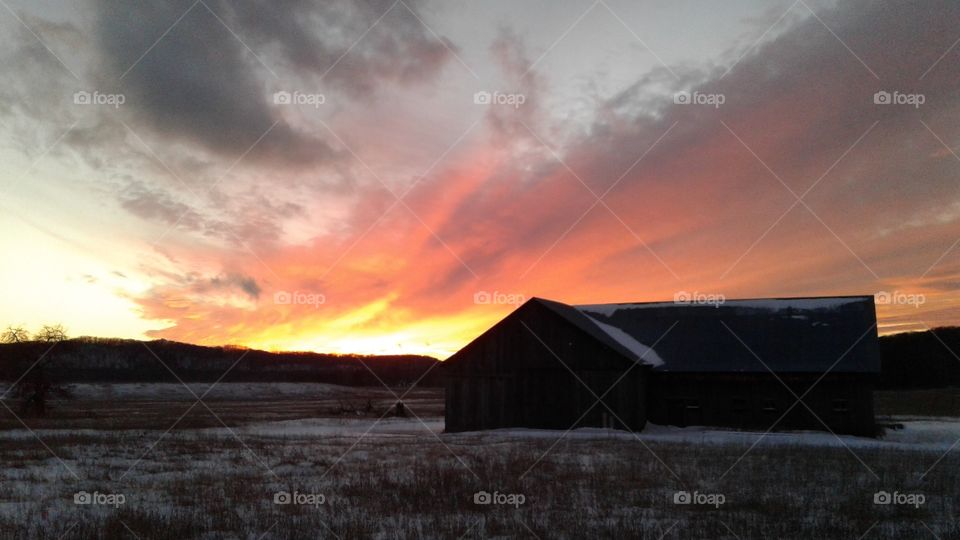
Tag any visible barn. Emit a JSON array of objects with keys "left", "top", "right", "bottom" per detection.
[{"left": 443, "top": 296, "right": 880, "bottom": 436}]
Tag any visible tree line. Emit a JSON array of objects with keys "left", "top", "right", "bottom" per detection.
[
  {"left": 0, "top": 325, "right": 442, "bottom": 417},
  {"left": 878, "top": 326, "right": 960, "bottom": 389}
]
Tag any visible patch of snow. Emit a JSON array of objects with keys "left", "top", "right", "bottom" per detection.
[
  {"left": 724, "top": 298, "right": 863, "bottom": 311},
  {"left": 203, "top": 417, "right": 445, "bottom": 439},
  {"left": 577, "top": 304, "right": 634, "bottom": 317},
  {"left": 58, "top": 382, "right": 365, "bottom": 401},
  {"left": 0, "top": 417, "right": 447, "bottom": 443},
  {"left": 450, "top": 419, "right": 960, "bottom": 451},
  {"left": 577, "top": 297, "right": 864, "bottom": 317},
  {"left": 0, "top": 429, "right": 116, "bottom": 441},
  {"left": 582, "top": 315, "right": 664, "bottom": 366}
]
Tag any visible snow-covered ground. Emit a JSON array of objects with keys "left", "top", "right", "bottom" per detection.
[
  {"left": 0, "top": 384, "right": 956, "bottom": 538},
  {"left": 0, "top": 381, "right": 431, "bottom": 402},
  {"left": 190, "top": 416, "right": 960, "bottom": 450},
  {"left": 209, "top": 416, "right": 447, "bottom": 439},
  {"left": 59, "top": 382, "right": 373, "bottom": 400},
  {"left": 3, "top": 414, "right": 956, "bottom": 450},
  {"left": 452, "top": 418, "right": 960, "bottom": 451}
]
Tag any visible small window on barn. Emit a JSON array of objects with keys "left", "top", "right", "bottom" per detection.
[
  {"left": 685, "top": 400, "right": 701, "bottom": 411},
  {"left": 761, "top": 399, "right": 777, "bottom": 413},
  {"left": 832, "top": 399, "right": 849, "bottom": 413},
  {"left": 732, "top": 398, "right": 747, "bottom": 413}
]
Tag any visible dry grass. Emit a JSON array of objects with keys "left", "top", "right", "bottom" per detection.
[{"left": 0, "top": 387, "right": 956, "bottom": 539}]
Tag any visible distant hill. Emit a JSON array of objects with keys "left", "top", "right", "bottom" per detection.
[
  {"left": 0, "top": 337, "right": 441, "bottom": 387},
  {"left": 879, "top": 327, "right": 960, "bottom": 389}
]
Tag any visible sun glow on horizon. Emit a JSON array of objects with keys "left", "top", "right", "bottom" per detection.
[{"left": 216, "top": 301, "right": 508, "bottom": 359}]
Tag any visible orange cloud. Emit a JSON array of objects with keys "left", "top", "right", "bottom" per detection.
[{"left": 106, "top": 0, "right": 960, "bottom": 356}]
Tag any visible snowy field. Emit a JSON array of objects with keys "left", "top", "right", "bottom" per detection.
[{"left": 0, "top": 384, "right": 957, "bottom": 539}]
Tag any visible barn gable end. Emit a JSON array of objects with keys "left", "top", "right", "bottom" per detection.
[{"left": 444, "top": 298, "right": 651, "bottom": 432}]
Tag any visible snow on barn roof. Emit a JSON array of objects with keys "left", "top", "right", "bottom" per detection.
[
  {"left": 532, "top": 298, "right": 665, "bottom": 367},
  {"left": 572, "top": 295, "right": 880, "bottom": 373},
  {"left": 577, "top": 296, "right": 863, "bottom": 318},
  {"left": 582, "top": 315, "right": 665, "bottom": 367}
]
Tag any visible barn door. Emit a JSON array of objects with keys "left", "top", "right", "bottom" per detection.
[
  {"left": 667, "top": 399, "right": 685, "bottom": 427},
  {"left": 683, "top": 399, "right": 703, "bottom": 427}
]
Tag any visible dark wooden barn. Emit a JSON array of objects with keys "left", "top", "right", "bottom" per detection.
[
  {"left": 443, "top": 298, "right": 650, "bottom": 432},
  {"left": 444, "top": 296, "right": 880, "bottom": 436}
]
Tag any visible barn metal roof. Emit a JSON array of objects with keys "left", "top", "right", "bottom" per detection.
[{"left": 549, "top": 296, "right": 879, "bottom": 373}]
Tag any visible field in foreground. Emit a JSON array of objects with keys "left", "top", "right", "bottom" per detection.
[{"left": 0, "top": 384, "right": 957, "bottom": 539}]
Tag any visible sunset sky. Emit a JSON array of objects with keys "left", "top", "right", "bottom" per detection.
[{"left": 0, "top": 0, "right": 958, "bottom": 357}]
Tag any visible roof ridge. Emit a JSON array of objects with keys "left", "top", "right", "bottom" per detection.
[{"left": 574, "top": 294, "right": 874, "bottom": 307}]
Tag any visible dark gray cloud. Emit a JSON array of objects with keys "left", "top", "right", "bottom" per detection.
[
  {"left": 218, "top": 273, "right": 262, "bottom": 300},
  {"left": 175, "top": 271, "right": 262, "bottom": 300},
  {"left": 230, "top": 0, "right": 453, "bottom": 95},
  {"left": 95, "top": 0, "right": 322, "bottom": 166},
  {"left": 118, "top": 181, "right": 213, "bottom": 233},
  {"left": 93, "top": 0, "right": 452, "bottom": 166},
  {"left": 118, "top": 180, "right": 301, "bottom": 247}
]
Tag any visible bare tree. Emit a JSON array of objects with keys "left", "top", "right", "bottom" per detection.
[
  {"left": 1, "top": 325, "right": 30, "bottom": 397},
  {"left": 36, "top": 324, "right": 67, "bottom": 343},
  {"left": 1, "top": 325, "right": 30, "bottom": 344},
  {"left": 9, "top": 324, "right": 70, "bottom": 417}
]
